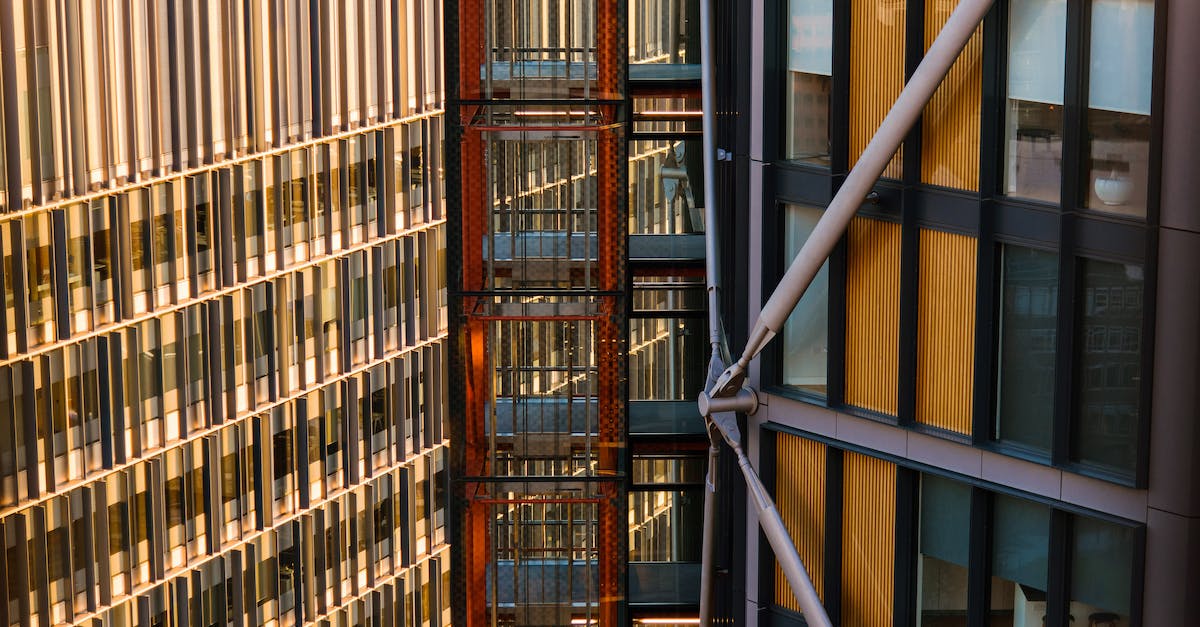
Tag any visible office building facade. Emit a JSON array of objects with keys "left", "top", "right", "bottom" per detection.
[
  {"left": 0, "top": 2, "right": 451, "bottom": 626},
  {"left": 728, "top": 0, "right": 1200, "bottom": 625}
]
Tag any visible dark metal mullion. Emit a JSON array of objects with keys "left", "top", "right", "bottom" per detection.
[
  {"left": 897, "top": 211, "right": 920, "bottom": 426},
  {"left": 823, "top": 446, "right": 843, "bottom": 625},
  {"left": 1133, "top": 226, "right": 1156, "bottom": 488},
  {"left": 893, "top": 467, "right": 919, "bottom": 627},
  {"left": 1132, "top": 0, "right": 1169, "bottom": 489},
  {"left": 810, "top": 0, "right": 852, "bottom": 410},
  {"left": 966, "top": 487, "right": 993, "bottom": 627},
  {"left": 757, "top": 428, "right": 779, "bottom": 614},
  {"left": 897, "top": 0, "right": 926, "bottom": 426},
  {"left": 1128, "top": 524, "right": 1147, "bottom": 627},
  {"left": 50, "top": 210, "right": 70, "bottom": 341},
  {"left": 974, "top": 0, "right": 1007, "bottom": 444},
  {"left": 1052, "top": 0, "right": 1088, "bottom": 468},
  {"left": 829, "top": 0, "right": 851, "bottom": 178},
  {"left": 827, "top": 234, "right": 848, "bottom": 408},
  {"left": 1045, "top": 509, "right": 1071, "bottom": 627},
  {"left": 762, "top": 0, "right": 785, "bottom": 165}
]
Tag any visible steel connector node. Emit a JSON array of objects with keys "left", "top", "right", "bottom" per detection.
[
  {"left": 709, "top": 363, "right": 748, "bottom": 398},
  {"left": 698, "top": 386, "right": 759, "bottom": 418}
]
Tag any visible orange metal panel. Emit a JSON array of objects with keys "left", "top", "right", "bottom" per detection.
[
  {"left": 921, "top": 0, "right": 983, "bottom": 190},
  {"left": 850, "top": 0, "right": 906, "bottom": 179},
  {"left": 915, "top": 229, "right": 976, "bottom": 434},
  {"left": 463, "top": 313, "right": 490, "bottom": 477},
  {"left": 597, "top": 0, "right": 621, "bottom": 99},
  {"left": 458, "top": 0, "right": 482, "bottom": 100},
  {"left": 775, "top": 434, "right": 826, "bottom": 610},
  {"left": 598, "top": 127, "right": 622, "bottom": 293},
  {"left": 599, "top": 484, "right": 621, "bottom": 627},
  {"left": 464, "top": 484, "right": 490, "bottom": 626},
  {"left": 461, "top": 130, "right": 485, "bottom": 292},
  {"left": 845, "top": 217, "right": 901, "bottom": 415},
  {"left": 841, "top": 451, "right": 897, "bottom": 627}
]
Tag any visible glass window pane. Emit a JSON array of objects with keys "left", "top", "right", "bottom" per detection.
[
  {"left": 1083, "top": 0, "right": 1153, "bottom": 217},
  {"left": 995, "top": 245, "right": 1058, "bottom": 453},
  {"left": 1069, "top": 516, "right": 1135, "bottom": 623},
  {"left": 25, "top": 212, "right": 55, "bottom": 347},
  {"left": 128, "top": 190, "right": 153, "bottom": 313},
  {"left": 990, "top": 495, "right": 1050, "bottom": 625},
  {"left": 628, "top": 489, "right": 703, "bottom": 562},
  {"left": 1004, "top": 0, "right": 1065, "bottom": 203},
  {"left": 66, "top": 204, "right": 93, "bottom": 334},
  {"left": 628, "top": 317, "right": 706, "bottom": 401},
  {"left": 629, "top": 139, "right": 702, "bottom": 235},
  {"left": 781, "top": 204, "right": 829, "bottom": 395},
  {"left": 786, "top": 0, "right": 832, "bottom": 164},
  {"left": 151, "top": 183, "right": 175, "bottom": 306},
  {"left": 918, "top": 475, "right": 971, "bottom": 626},
  {"left": 1073, "top": 258, "right": 1143, "bottom": 476}
]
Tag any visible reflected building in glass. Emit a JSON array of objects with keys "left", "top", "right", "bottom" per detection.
[{"left": 0, "top": 3, "right": 450, "bottom": 626}]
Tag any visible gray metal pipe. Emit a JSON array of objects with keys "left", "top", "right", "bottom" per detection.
[
  {"left": 734, "top": 443, "right": 831, "bottom": 627},
  {"left": 699, "top": 0, "right": 722, "bottom": 349},
  {"left": 699, "top": 431, "right": 721, "bottom": 626},
  {"left": 698, "top": 0, "right": 724, "bottom": 621},
  {"left": 710, "top": 0, "right": 996, "bottom": 397}
]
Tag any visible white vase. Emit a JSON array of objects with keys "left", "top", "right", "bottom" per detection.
[{"left": 1094, "top": 173, "right": 1133, "bottom": 206}]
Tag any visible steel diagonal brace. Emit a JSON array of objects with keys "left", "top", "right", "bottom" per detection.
[{"left": 696, "top": 0, "right": 996, "bottom": 624}]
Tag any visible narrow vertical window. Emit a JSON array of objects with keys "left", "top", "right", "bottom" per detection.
[
  {"left": 1083, "top": 0, "right": 1154, "bottom": 217},
  {"left": 917, "top": 475, "right": 971, "bottom": 625},
  {"left": 782, "top": 204, "right": 829, "bottom": 396},
  {"left": 24, "top": 212, "right": 56, "bottom": 347},
  {"left": 65, "top": 204, "right": 93, "bottom": 334},
  {"left": 995, "top": 245, "right": 1059, "bottom": 453},
  {"left": 990, "top": 495, "right": 1050, "bottom": 621},
  {"left": 1069, "top": 516, "right": 1136, "bottom": 624},
  {"left": 1004, "top": 0, "right": 1066, "bottom": 203},
  {"left": 786, "top": 0, "right": 833, "bottom": 164},
  {"left": 128, "top": 190, "right": 154, "bottom": 314},
  {"left": 1073, "top": 258, "right": 1143, "bottom": 476},
  {"left": 151, "top": 183, "right": 175, "bottom": 307}
]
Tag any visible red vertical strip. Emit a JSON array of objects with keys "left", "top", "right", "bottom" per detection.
[
  {"left": 599, "top": 490, "right": 619, "bottom": 626},
  {"left": 597, "top": 126, "right": 620, "bottom": 293},
  {"left": 458, "top": 0, "right": 482, "bottom": 100},
  {"left": 463, "top": 314, "right": 490, "bottom": 625},
  {"left": 465, "top": 486, "right": 489, "bottom": 626},
  {"left": 596, "top": 0, "right": 619, "bottom": 99},
  {"left": 461, "top": 129, "right": 485, "bottom": 292}
]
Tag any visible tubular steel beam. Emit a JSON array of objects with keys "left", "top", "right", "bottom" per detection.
[{"left": 698, "top": 0, "right": 722, "bottom": 620}]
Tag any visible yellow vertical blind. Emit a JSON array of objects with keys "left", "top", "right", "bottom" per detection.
[
  {"left": 916, "top": 229, "right": 977, "bottom": 434},
  {"left": 920, "top": 0, "right": 984, "bottom": 190},
  {"left": 841, "top": 451, "right": 897, "bottom": 627},
  {"left": 774, "top": 434, "right": 827, "bottom": 611},
  {"left": 845, "top": 217, "right": 901, "bottom": 415},
  {"left": 850, "top": 0, "right": 906, "bottom": 179}
]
